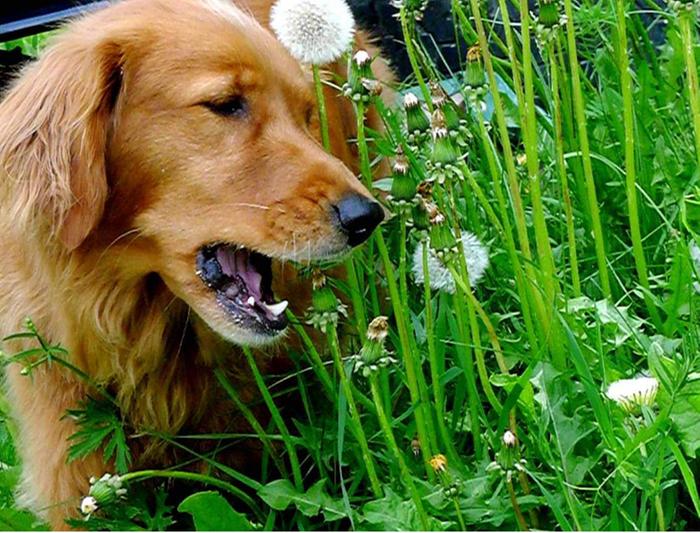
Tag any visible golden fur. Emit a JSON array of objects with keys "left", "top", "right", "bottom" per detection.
[{"left": 0, "top": 0, "right": 391, "bottom": 527}]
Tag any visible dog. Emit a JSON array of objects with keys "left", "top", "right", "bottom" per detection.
[{"left": 0, "top": 0, "right": 390, "bottom": 527}]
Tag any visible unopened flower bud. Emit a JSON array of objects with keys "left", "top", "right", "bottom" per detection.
[
  {"left": 503, "top": 430, "right": 517, "bottom": 447},
  {"left": 404, "top": 93, "right": 430, "bottom": 134}
]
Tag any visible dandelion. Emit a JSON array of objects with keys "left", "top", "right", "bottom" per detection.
[
  {"left": 606, "top": 376, "right": 659, "bottom": 413},
  {"left": 80, "top": 496, "right": 98, "bottom": 516},
  {"left": 430, "top": 453, "right": 448, "bottom": 473},
  {"left": 412, "top": 232, "right": 489, "bottom": 293},
  {"left": 503, "top": 430, "right": 517, "bottom": 447},
  {"left": 352, "top": 316, "right": 396, "bottom": 377},
  {"left": 306, "top": 270, "right": 347, "bottom": 331},
  {"left": 270, "top": 0, "right": 355, "bottom": 65}
]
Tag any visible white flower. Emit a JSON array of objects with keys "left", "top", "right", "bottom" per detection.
[
  {"left": 403, "top": 92, "right": 420, "bottom": 108},
  {"left": 80, "top": 496, "right": 98, "bottom": 515},
  {"left": 270, "top": 0, "right": 355, "bottom": 65},
  {"left": 412, "top": 232, "right": 489, "bottom": 293},
  {"left": 502, "top": 430, "right": 516, "bottom": 447},
  {"left": 353, "top": 49, "right": 371, "bottom": 66},
  {"left": 606, "top": 376, "right": 659, "bottom": 412}
]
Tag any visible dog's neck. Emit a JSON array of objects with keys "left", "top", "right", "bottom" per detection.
[{"left": 2, "top": 237, "right": 241, "bottom": 431}]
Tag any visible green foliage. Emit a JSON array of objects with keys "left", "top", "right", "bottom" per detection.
[
  {"left": 178, "top": 492, "right": 255, "bottom": 531},
  {"left": 258, "top": 479, "right": 347, "bottom": 522},
  {"left": 66, "top": 397, "right": 132, "bottom": 474}
]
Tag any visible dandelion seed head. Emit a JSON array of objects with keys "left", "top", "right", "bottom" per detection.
[
  {"left": 606, "top": 376, "right": 659, "bottom": 412},
  {"left": 270, "top": 0, "right": 355, "bottom": 65},
  {"left": 412, "top": 232, "right": 489, "bottom": 293}
]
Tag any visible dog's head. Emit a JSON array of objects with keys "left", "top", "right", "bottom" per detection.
[{"left": 0, "top": 0, "right": 383, "bottom": 346}]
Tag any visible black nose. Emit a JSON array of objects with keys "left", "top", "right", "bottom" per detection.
[{"left": 334, "top": 194, "right": 385, "bottom": 246}]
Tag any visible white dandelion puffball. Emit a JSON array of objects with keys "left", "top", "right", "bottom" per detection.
[
  {"left": 606, "top": 376, "right": 659, "bottom": 412},
  {"left": 270, "top": 0, "right": 355, "bottom": 65},
  {"left": 412, "top": 232, "right": 489, "bottom": 293}
]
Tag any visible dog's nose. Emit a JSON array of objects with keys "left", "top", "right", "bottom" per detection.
[{"left": 335, "top": 194, "right": 385, "bottom": 246}]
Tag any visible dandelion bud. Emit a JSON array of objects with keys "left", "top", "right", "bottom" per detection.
[
  {"left": 404, "top": 93, "right": 430, "bottom": 134},
  {"left": 430, "top": 82, "right": 461, "bottom": 131},
  {"left": 353, "top": 316, "right": 396, "bottom": 376},
  {"left": 88, "top": 474, "right": 126, "bottom": 509},
  {"left": 411, "top": 198, "right": 431, "bottom": 232},
  {"left": 347, "top": 49, "right": 376, "bottom": 97},
  {"left": 411, "top": 436, "right": 421, "bottom": 457},
  {"left": 537, "top": 0, "right": 561, "bottom": 27},
  {"left": 366, "top": 316, "right": 389, "bottom": 342},
  {"left": 390, "top": 162, "right": 417, "bottom": 203},
  {"left": 430, "top": 111, "right": 459, "bottom": 166},
  {"left": 311, "top": 284, "right": 340, "bottom": 315},
  {"left": 465, "top": 46, "right": 486, "bottom": 90},
  {"left": 503, "top": 430, "right": 517, "bottom": 447},
  {"left": 429, "top": 453, "right": 448, "bottom": 473},
  {"left": 307, "top": 270, "right": 348, "bottom": 331}
]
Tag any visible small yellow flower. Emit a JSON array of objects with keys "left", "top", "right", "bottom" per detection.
[{"left": 429, "top": 453, "right": 448, "bottom": 473}]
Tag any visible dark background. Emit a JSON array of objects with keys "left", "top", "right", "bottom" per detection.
[{"left": 0, "top": 0, "right": 462, "bottom": 82}]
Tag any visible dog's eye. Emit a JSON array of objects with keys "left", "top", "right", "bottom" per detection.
[{"left": 206, "top": 96, "right": 248, "bottom": 118}]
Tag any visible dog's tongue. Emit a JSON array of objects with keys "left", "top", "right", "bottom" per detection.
[
  {"left": 214, "top": 246, "right": 288, "bottom": 319},
  {"left": 216, "top": 246, "right": 262, "bottom": 299}
]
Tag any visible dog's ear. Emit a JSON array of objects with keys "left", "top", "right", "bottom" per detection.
[{"left": 0, "top": 35, "right": 123, "bottom": 250}]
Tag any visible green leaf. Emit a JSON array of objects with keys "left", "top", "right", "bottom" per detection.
[
  {"left": 257, "top": 479, "right": 347, "bottom": 521},
  {"left": 669, "top": 375, "right": 700, "bottom": 457},
  {"left": 360, "top": 487, "right": 450, "bottom": 531},
  {"left": 0, "top": 508, "right": 48, "bottom": 531},
  {"left": 178, "top": 491, "right": 254, "bottom": 531},
  {"left": 66, "top": 397, "right": 131, "bottom": 473}
]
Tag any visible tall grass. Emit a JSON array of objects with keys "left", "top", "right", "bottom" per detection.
[{"left": 1, "top": 0, "right": 700, "bottom": 530}]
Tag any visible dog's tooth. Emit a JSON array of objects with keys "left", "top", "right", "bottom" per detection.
[
  {"left": 264, "top": 300, "right": 288, "bottom": 317},
  {"left": 247, "top": 296, "right": 256, "bottom": 306}
]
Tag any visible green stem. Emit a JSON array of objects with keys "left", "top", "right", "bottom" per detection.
[
  {"left": 369, "top": 375, "right": 430, "bottom": 529},
  {"left": 122, "top": 470, "right": 260, "bottom": 518},
  {"left": 214, "top": 369, "right": 288, "bottom": 477},
  {"left": 399, "top": 8, "right": 433, "bottom": 109},
  {"left": 312, "top": 65, "right": 331, "bottom": 152},
  {"left": 562, "top": 0, "right": 612, "bottom": 297},
  {"left": 506, "top": 476, "right": 529, "bottom": 530},
  {"left": 422, "top": 241, "right": 460, "bottom": 466},
  {"left": 376, "top": 231, "right": 436, "bottom": 477},
  {"left": 356, "top": 97, "right": 436, "bottom": 476},
  {"left": 465, "top": 0, "right": 551, "bottom": 347},
  {"left": 615, "top": 0, "right": 662, "bottom": 327},
  {"left": 679, "top": 12, "right": 700, "bottom": 169},
  {"left": 326, "top": 327, "right": 383, "bottom": 497},
  {"left": 241, "top": 347, "right": 303, "bottom": 490},
  {"left": 548, "top": 41, "right": 582, "bottom": 297}
]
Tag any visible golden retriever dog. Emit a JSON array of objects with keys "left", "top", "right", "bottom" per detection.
[{"left": 0, "top": 0, "right": 390, "bottom": 527}]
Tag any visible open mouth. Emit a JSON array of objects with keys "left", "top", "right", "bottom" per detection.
[{"left": 196, "top": 244, "right": 289, "bottom": 335}]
